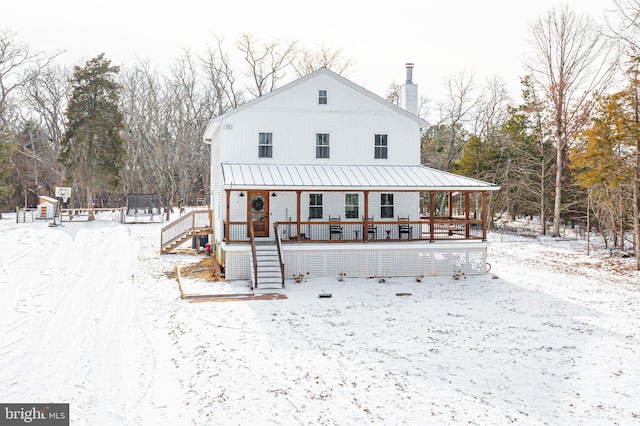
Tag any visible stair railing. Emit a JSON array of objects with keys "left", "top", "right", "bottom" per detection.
[
  {"left": 160, "top": 210, "right": 212, "bottom": 253},
  {"left": 248, "top": 222, "right": 258, "bottom": 290},
  {"left": 273, "top": 222, "right": 285, "bottom": 288}
]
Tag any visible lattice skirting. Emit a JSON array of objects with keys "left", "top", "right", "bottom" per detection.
[{"left": 220, "top": 242, "right": 489, "bottom": 280}]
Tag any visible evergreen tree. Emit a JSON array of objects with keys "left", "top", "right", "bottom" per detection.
[
  {"left": 0, "top": 130, "right": 15, "bottom": 208},
  {"left": 59, "top": 54, "right": 125, "bottom": 219},
  {"left": 571, "top": 56, "right": 640, "bottom": 263}
]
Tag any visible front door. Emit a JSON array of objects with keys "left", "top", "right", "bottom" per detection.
[{"left": 247, "top": 191, "right": 269, "bottom": 237}]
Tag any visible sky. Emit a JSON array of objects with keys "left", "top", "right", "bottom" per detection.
[{"left": 3, "top": 0, "right": 617, "bottom": 104}]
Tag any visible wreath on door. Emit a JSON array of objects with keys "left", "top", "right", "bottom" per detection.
[{"left": 251, "top": 196, "right": 264, "bottom": 211}]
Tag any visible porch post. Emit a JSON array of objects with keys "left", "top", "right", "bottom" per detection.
[
  {"left": 465, "top": 192, "right": 470, "bottom": 238},
  {"left": 429, "top": 191, "right": 435, "bottom": 242},
  {"left": 448, "top": 191, "right": 453, "bottom": 218},
  {"left": 364, "top": 191, "right": 369, "bottom": 242},
  {"left": 482, "top": 191, "right": 488, "bottom": 241},
  {"left": 225, "top": 189, "right": 231, "bottom": 244},
  {"left": 296, "top": 191, "right": 301, "bottom": 243}
]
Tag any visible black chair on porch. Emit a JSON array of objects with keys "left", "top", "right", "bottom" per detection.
[
  {"left": 398, "top": 216, "right": 413, "bottom": 239},
  {"left": 363, "top": 216, "right": 377, "bottom": 240},
  {"left": 329, "top": 216, "right": 343, "bottom": 240}
]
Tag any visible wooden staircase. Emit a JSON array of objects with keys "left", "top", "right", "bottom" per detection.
[
  {"left": 251, "top": 242, "right": 285, "bottom": 293},
  {"left": 247, "top": 222, "right": 285, "bottom": 293},
  {"left": 160, "top": 210, "right": 213, "bottom": 254}
]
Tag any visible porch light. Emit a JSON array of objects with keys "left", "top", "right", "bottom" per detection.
[
  {"left": 271, "top": 192, "right": 277, "bottom": 197},
  {"left": 239, "top": 192, "right": 245, "bottom": 197}
]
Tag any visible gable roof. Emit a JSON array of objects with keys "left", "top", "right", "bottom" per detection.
[
  {"left": 38, "top": 195, "right": 59, "bottom": 204},
  {"left": 222, "top": 163, "right": 499, "bottom": 192},
  {"left": 203, "top": 68, "right": 428, "bottom": 141}
]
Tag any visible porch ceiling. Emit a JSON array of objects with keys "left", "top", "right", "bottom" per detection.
[{"left": 222, "top": 163, "right": 500, "bottom": 192}]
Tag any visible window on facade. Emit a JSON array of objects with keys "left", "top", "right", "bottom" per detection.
[
  {"left": 258, "top": 132, "right": 273, "bottom": 158},
  {"left": 381, "top": 193, "right": 394, "bottom": 218},
  {"left": 309, "top": 194, "right": 323, "bottom": 219},
  {"left": 316, "top": 133, "right": 330, "bottom": 158},
  {"left": 345, "top": 194, "right": 359, "bottom": 219},
  {"left": 319, "top": 90, "right": 327, "bottom": 104},
  {"left": 375, "top": 134, "right": 388, "bottom": 159}
]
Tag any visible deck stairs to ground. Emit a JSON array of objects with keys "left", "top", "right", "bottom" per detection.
[
  {"left": 251, "top": 241, "right": 285, "bottom": 294},
  {"left": 160, "top": 210, "right": 213, "bottom": 254}
]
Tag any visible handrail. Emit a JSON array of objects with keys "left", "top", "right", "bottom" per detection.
[
  {"left": 248, "top": 222, "right": 258, "bottom": 290},
  {"left": 273, "top": 222, "right": 285, "bottom": 288},
  {"left": 160, "top": 209, "right": 212, "bottom": 252}
]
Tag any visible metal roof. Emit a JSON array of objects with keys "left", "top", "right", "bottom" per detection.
[{"left": 222, "top": 164, "right": 500, "bottom": 191}]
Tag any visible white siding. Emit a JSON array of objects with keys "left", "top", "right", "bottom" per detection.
[{"left": 217, "top": 74, "right": 421, "bottom": 166}]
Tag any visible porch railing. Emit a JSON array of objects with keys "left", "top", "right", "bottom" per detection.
[{"left": 224, "top": 217, "right": 485, "bottom": 243}]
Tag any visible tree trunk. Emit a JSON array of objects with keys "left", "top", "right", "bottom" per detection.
[
  {"left": 633, "top": 183, "right": 639, "bottom": 270},
  {"left": 164, "top": 195, "right": 171, "bottom": 222},
  {"left": 86, "top": 186, "right": 95, "bottom": 221},
  {"left": 552, "top": 142, "right": 563, "bottom": 236},
  {"left": 540, "top": 149, "right": 546, "bottom": 235},
  {"left": 619, "top": 188, "right": 624, "bottom": 251},
  {"left": 587, "top": 188, "right": 591, "bottom": 256},
  {"left": 636, "top": 120, "right": 640, "bottom": 270}
]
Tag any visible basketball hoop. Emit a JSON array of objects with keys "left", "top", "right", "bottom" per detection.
[{"left": 55, "top": 186, "right": 72, "bottom": 203}]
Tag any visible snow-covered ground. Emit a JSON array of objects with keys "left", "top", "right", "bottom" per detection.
[{"left": 1, "top": 214, "right": 639, "bottom": 425}]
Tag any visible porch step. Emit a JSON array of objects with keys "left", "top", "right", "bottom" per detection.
[
  {"left": 255, "top": 280, "right": 283, "bottom": 290},
  {"left": 254, "top": 287, "right": 284, "bottom": 295},
  {"left": 250, "top": 242, "right": 284, "bottom": 290}
]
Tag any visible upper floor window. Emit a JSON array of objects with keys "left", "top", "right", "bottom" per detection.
[
  {"left": 318, "top": 90, "right": 327, "bottom": 104},
  {"left": 345, "top": 194, "right": 359, "bottom": 219},
  {"left": 258, "top": 132, "right": 272, "bottom": 158},
  {"left": 309, "top": 194, "right": 323, "bottom": 219},
  {"left": 381, "top": 193, "right": 394, "bottom": 218},
  {"left": 375, "top": 134, "right": 388, "bottom": 159},
  {"left": 316, "top": 133, "right": 330, "bottom": 159}
]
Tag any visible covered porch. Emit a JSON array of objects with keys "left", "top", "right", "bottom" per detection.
[
  {"left": 214, "top": 164, "right": 499, "bottom": 280},
  {"left": 223, "top": 190, "right": 488, "bottom": 244}
]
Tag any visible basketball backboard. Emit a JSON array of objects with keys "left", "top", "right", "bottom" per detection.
[{"left": 55, "top": 186, "right": 72, "bottom": 202}]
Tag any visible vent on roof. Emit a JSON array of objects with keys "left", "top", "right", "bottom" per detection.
[{"left": 405, "top": 62, "right": 414, "bottom": 83}]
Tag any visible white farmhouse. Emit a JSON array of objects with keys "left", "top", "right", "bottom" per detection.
[{"left": 194, "top": 65, "right": 499, "bottom": 288}]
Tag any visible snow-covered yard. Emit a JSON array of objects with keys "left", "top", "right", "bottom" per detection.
[{"left": 1, "top": 214, "right": 639, "bottom": 425}]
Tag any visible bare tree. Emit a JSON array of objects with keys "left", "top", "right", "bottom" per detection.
[
  {"left": 120, "top": 52, "right": 212, "bottom": 220},
  {"left": 514, "top": 76, "right": 556, "bottom": 234},
  {"left": 0, "top": 30, "right": 58, "bottom": 128},
  {"left": 18, "top": 64, "right": 71, "bottom": 178},
  {"left": 526, "top": 4, "right": 617, "bottom": 236},
  {"left": 608, "top": 0, "right": 640, "bottom": 50},
  {"left": 434, "top": 69, "right": 481, "bottom": 172},
  {"left": 469, "top": 75, "right": 512, "bottom": 220},
  {"left": 0, "top": 30, "right": 59, "bottom": 208},
  {"left": 291, "top": 44, "right": 353, "bottom": 77},
  {"left": 237, "top": 33, "right": 298, "bottom": 98},
  {"left": 201, "top": 36, "right": 245, "bottom": 116}
]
